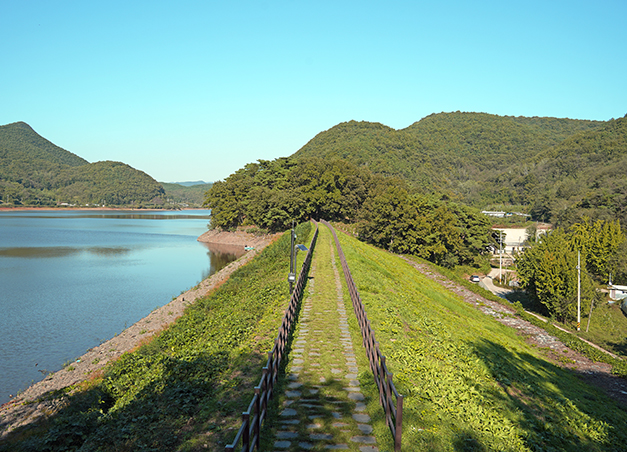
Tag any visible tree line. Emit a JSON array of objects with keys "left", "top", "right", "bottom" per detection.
[{"left": 204, "top": 157, "right": 495, "bottom": 267}]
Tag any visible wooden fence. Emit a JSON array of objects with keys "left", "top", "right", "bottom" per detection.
[
  {"left": 321, "top": 220, "right": 404, "bottom": 451},
  {"left": 225, "top": 221, "right": 319, "bottom": 452}
]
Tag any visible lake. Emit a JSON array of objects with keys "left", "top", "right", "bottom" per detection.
[{"left": 0, "top": 209, "right": 239, "bottom": 406}]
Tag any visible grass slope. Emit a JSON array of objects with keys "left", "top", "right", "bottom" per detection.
[
  {"left": 0, "top": 222, "right": 312, "bottom": 452},
  {"left": 335, "top": 230, "right": 627, "bottom": 451}
]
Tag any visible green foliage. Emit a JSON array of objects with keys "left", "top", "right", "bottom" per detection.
[
  {"left": 0, "top": 122, "right": 165, "bottom": 207},
  {"left": 517, "top": 229, "right": 595, "bottom": 322},
  {"left": 357, "top": 185, "right": 494, "bottom": 267},
  {"left": 517, "top": 219, "right": 624, "bottom": 321},
  {"left": 203, "top": 157, "right": 376, "bottom": 231},
  {"left": 337, "top": 232, "right": 627, "bottom": 451},
  {"left": 513, "top": 115, "right": 627, "bottom": 226},
  {"left": 292, "top": 112, "right": 604, "bottom": 206},
  {"left": 570, "top": 217, "right": 625, "bottom": 281},
  {"left": 1, "top": 222, "right": 312, "bottom": 452},
  {"left": 205, "top": 156, "right": 493, "bottom": 268}
]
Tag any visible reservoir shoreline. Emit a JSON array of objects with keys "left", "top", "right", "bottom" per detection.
[{"left": 0, "top": 228, "right": 279, "bottom": 437}]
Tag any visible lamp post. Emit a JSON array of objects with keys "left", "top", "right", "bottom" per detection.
[
  {"left": 288, "top": 224, "right": 296, "bottom": 293},
  {"left": 287, "top": 222, "right": 309, "bottom": 294}
]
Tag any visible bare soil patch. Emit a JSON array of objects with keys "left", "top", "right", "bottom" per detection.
[{"left": 0, "top": 228, "right": 280, "bottom": 438}]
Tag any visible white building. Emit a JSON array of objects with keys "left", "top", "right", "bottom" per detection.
[
  {"left": 492, "top": 228, "right": 529, "bottom": 254},
  {"left": 608, "top": 284, "right": 627, "bottom": 301}
]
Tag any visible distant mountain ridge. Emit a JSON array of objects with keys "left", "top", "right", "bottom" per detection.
[
  {"left": 167, "top": 180, "right": 208, "bottom": 187},
  {"left": 0, "top": 121, "right": 165, "bottom": 207},
  {"left": 291, "top": 111, "right": 626, "bottom": 226},
  {"left": 161, "top": 182, "right": 213, "bottom": 207}
]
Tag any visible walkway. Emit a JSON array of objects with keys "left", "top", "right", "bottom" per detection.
[
  {"left": 478, "top": 268, "right": 514, "bottom": 299},
  {"left": 266, "top": 227, "right": 378, "bottom": 451}
]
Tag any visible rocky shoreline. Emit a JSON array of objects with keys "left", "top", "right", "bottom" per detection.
[{"left": 0, "top": 228, "right": 280, "bottom": 438}]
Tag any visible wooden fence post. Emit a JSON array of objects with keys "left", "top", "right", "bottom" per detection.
[
  {"left": 254, "top": 387, "right": 261, "bottom": 449},
  {"left": 395, "top": 394, "right": 404, "bottom": 451},
  {"left": 242, "top": 412, "right": 250, "bottom": 451}
]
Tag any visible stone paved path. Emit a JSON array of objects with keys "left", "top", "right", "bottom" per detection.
[{"left": 267, "top": 229, "right": 379, "bottom": 451}]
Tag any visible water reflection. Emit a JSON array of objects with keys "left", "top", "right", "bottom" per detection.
[
  {"left": 200, "top": 242, "right": 246, "bottom": 279},
  {"left": 0, "top": 247, "right": 82, "bottom": 258},
  {"left": 0, "top": 209, "right": 230, "bottom": 406},
  {"left": 0, "top": 246, "right": 132, "bottom": 258},
  {"left": 0, "top": 213, "right": 211, "bottom": 221},
  {"left": 86, "top": 247, "right": 133, "bottom": 257}
]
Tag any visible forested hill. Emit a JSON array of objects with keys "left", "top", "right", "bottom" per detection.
[
  {"left": 161, "top": 182, "right": 213, "bottom": 207},
  {"left": 0, "top": 121, "right": 88, "bottom": 174},
  {"left": 0, "top": 121, "right": 165, "bottom": 207},
  {"left": 291, "top": 112, "right": 605, "bottom": 209},
  {"left": 511, "top": 115, "right": 627, "bottom": 226},
  {"left": 293, "top": 112, "right": 622, "bottom": 225}
]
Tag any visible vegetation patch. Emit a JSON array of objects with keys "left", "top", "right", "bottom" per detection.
[
  {"left": 0, "top": 222, "right": 312, "bottom": 452},
  {"left": 424, "top": 256, "right": 627, "bottom": 376},
  {"left": 335, "top": 231, "right": 627, "bottom": 451}
]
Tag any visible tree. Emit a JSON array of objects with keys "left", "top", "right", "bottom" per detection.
[
  {"left": 203, "top": 157, "right": 376, "bottom": 232},
  {"left": 518, "top": 228, "right": 598, "bottom": 322},
  {"left": 570, "top": 217, "right": 625, "bottom": 282},
  {"left": 357, "top": 189, "right": 494, "bottom": 268}
]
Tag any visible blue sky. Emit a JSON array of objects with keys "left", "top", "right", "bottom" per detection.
[{"left": 2, "top": 1, "right": 625, "bottom": 183}]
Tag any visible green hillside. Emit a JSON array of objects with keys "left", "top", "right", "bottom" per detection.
[
  {"left": 52, "top": 161, "right": 165, "bottom": 206},
  {"left": 162, "top": 182, "right": 213, "bottom": 207},
  {"left": 0, "top": 121, "right": 87, "bottom": 171},
  {"left": 0, "top": 122, "right": 165, "bottom": 207},
  {"left": 511, "top": 116, "right": 627, "bottom": 226},
  {"left": 335, "top": 229, "right": 627, "bottom": 451},
  {"left": 291, "top": 112, "right": 606, "bottom": 217}
]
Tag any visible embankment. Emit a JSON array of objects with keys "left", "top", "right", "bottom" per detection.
[{"left": 0, "top": 228, "right": 279, "bottom": 437}]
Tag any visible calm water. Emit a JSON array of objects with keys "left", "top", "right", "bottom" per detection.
[{"left": 0, "top": 210, "right": 240, "bottom": 405}]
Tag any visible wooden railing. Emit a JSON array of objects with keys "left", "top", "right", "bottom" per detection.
[
  {"left": 225, "top": 221, "right": 319, "bottom": 452},
  {"left": 321, "top": 219, "right": 403, "bottom": 451}
]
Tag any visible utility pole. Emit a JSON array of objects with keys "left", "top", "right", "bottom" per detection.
[
  {"left": 577, "top": 250, "right": 581, "bottom": 331},
  {"left": 499, "top": 230, "right": 503, "bottom": 284}
]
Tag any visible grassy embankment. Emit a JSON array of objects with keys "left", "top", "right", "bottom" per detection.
[
  {"left": 0, "top": 222, "right": 313, "bottom": 452},
  {"left": 579, "top": 302, "right": 627, "bottom": 358},
  {"left": 4, "top": 220, "right": 627, "bottom": 451},
  {"left": 333, "top": 230, "right": 627, "bottom": 451},
  {"left": 447, "top": 263, "right": 627, "bottom": 366}
]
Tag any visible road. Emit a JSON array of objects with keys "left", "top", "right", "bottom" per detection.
[{"left": 478, "top": 268, "right": 514, "bottom": 299}]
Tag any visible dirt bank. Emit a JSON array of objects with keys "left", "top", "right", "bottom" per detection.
[
  {"left": 0, "top": 228, "right": 280, "bottom": 438},
  {"left": 197, "top": 227, "right": 276, "bottom": 249}
]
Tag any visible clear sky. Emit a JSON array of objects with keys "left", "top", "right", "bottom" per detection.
[{"left": 2, "top": 1, "right": 625, "bottom": 183}]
